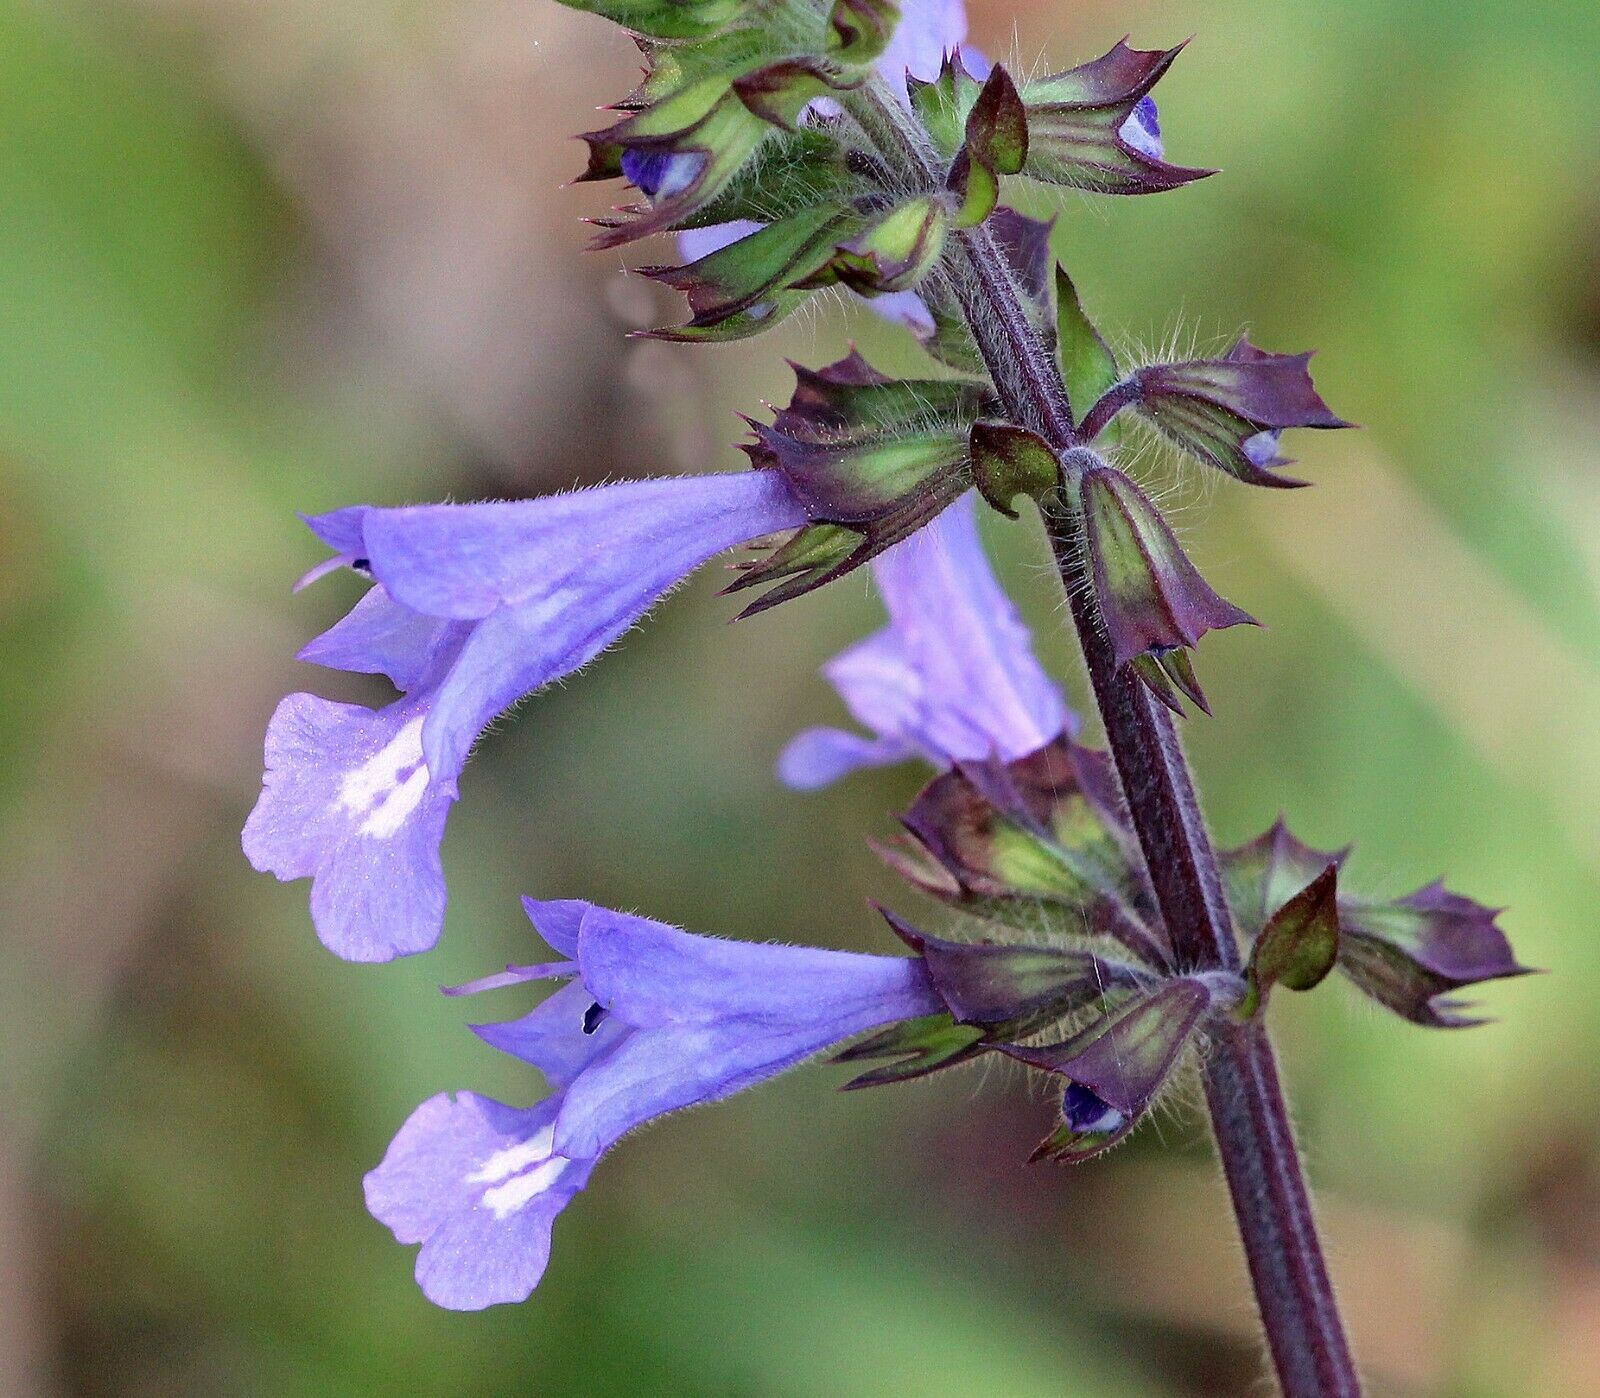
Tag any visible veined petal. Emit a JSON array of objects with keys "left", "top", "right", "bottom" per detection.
[
  {"left": 364, "top": 1092, "right": 594, "bottom": 1311},
  {"left": 243, "top": 692, "right": 455, "bottom": 962}
]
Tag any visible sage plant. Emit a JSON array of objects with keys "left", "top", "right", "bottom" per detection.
[{"left": 245, "top": 1, "right": 1529, "bottom": 1390}]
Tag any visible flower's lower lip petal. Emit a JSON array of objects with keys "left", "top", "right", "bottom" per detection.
[
  {"left": 243, "top": 692, "right": 454, "bottom": 962},
  {"left": 364, "top": 1091, "right": 558, "bottom": 1245}
]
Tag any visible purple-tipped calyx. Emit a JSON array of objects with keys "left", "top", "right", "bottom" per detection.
[
  {"left": 729, "top": 351, "right": 1007, "bottom": 613},
  {"left": 883, "top": 737, "right": 1170, "bottom": 967},
  {"left": 1078, "top": 461, "right": 1257, "bottom": 715},
  {"left": 1220, "top": 819, "right": 1532, "bottom": 1027},
  {"left": 1018, "top": 40, "right": 1214, "bottom": 196},
  {"left": 1081, "top": 338, "right": 1352, "bottom": 486},
  {"left": 1001, "top": 977, "right": 1215, "bottom": 1162}
]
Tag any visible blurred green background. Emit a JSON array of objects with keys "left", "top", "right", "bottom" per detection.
[{"left": 1, "top": 0, "right": 1595, "bottom": 1393}]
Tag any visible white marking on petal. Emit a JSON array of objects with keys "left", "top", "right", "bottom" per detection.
[
  {"left": 358, "top": 764, "right": 430, "bottom": 838},
  {"left": 479, "top": 1156, "right": 572, "bottom": 1220},
  {"left": 337, "top": 715, "right": 429, "bottom": 840},
  {"left": 467, "top": 1123, "right": 557, "bottom": 1185}
]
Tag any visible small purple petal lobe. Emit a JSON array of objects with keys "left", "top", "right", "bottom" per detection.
[
  {"left": 1063, "top": 1081, "right": 1127, "bottom": 1134},
  {"left": 621, "top": 148, "right": 704, "bottom": 201}
]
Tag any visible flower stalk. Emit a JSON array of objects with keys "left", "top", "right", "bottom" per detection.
[{"left": 847, "top": 79, "right": 1361, "bottom": 1396}]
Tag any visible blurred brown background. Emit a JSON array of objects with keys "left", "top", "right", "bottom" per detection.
[{"left": 1, "top": 0, "right": 1596, "bottom": 1393}]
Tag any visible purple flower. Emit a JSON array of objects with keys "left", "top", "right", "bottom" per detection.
[
  {"left": 620, "top": 148, "right": 706, "bottom": 202},
  {"left": 365, "top": 899, "right": 940, "bottom": 1309},
  {"left": 244, "top": 472, "right": 807, "bottom": 963},
  {"left": 779, "top": 494, "right": 1072, "bottom": 789}
]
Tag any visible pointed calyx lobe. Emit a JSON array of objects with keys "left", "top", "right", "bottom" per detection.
[
  {"left": 1221, "top": 820, "right": 1531, "bottom": 1027},
  {"left": 878, "top": 736, "right": 1170, "bottom": 970},
  {"left": 1003, "top": 978, "right": 1213, "bottom": 1162},
  {"left": 1019, "top": 40, "right": 1213, "bottom": 196},
  {"left": 1078, "top": 461, "right": 1256, "bottom": 715},
  {"left": 638, "top": 190, "right": 949, "bottom": 343},
  {"left": 834, "top": 906, "right": 1148, "bottom": 1089},
  {"left": 947, "top": 66, "right": 1029, "bottom": 228},
  {"left": 1078, "top": 338, "right": 1351, "bottom": 486},
  {"left": 730, "top": 351, "right": 1052, "bottom": 613}
]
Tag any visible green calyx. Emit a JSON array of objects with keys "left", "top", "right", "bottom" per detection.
[
  {"left": 947, "top": 67, "right": 1029, "bottom": 228},
  {"left": 1238, "top": 865, "right": 1341, "bottom": 1018},
  {"left": 890, "top": 740, "right": 1170, "bottom": 970},
  {"left": 968, "top": 422, "right": 1059, "bottom": 516},
  {"left": 553, "top": 0, "right": 749, "bottom": 41}
]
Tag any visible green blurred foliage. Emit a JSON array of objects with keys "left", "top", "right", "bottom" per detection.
[{"left": 2, "top": 0, "right": 1596, "bottom": 1393}]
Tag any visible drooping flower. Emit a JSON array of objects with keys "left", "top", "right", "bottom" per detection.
[
  {"left": 244, "top": 472, "right": 807, "bottom": 963},
  {"left": 365, "top": 898, "right": 941, "bottom": 1309},
  {"left": 779, "top": 493, "right": 1072, "bottom": 789}
]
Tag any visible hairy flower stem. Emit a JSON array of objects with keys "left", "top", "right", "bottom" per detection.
[{"left": 847, "top": 83, "right": 1361, "bottom": 1396}]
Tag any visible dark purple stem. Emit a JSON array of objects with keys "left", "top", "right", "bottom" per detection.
[
  {"left": 1075, "top": 377, "right": 1141, "bottom": 443},
  {"left": 846, "top": 88, "right": 1361, "bottom": 1395}
]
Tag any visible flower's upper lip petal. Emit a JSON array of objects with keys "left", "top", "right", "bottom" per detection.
[
  {"left": 357, "top": 471, "right": 809, "bottom": 622},
  {"left": 574, "top": 906, "right": 942, "bottom": 1031},
  {"left": 520, "top": 897, "right": 592, "bottom": 958},
  {"left": 301, "top": 505, "right": 370, "bottom": 556}
]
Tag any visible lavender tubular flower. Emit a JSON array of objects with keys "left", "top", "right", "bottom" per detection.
[
  {"left": 779, "top": 494, "right": 1072, "bottom": 789},
  {"left": 245, "top": 472, "right": 807, "bottom": 962},
  {"left": 365, "top": 899, "right": 940, "bottom": 1308}
]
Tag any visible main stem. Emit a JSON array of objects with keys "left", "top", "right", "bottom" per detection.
[{"left": 847, "top": 87, "right": 1360, "bottom": 1396}]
